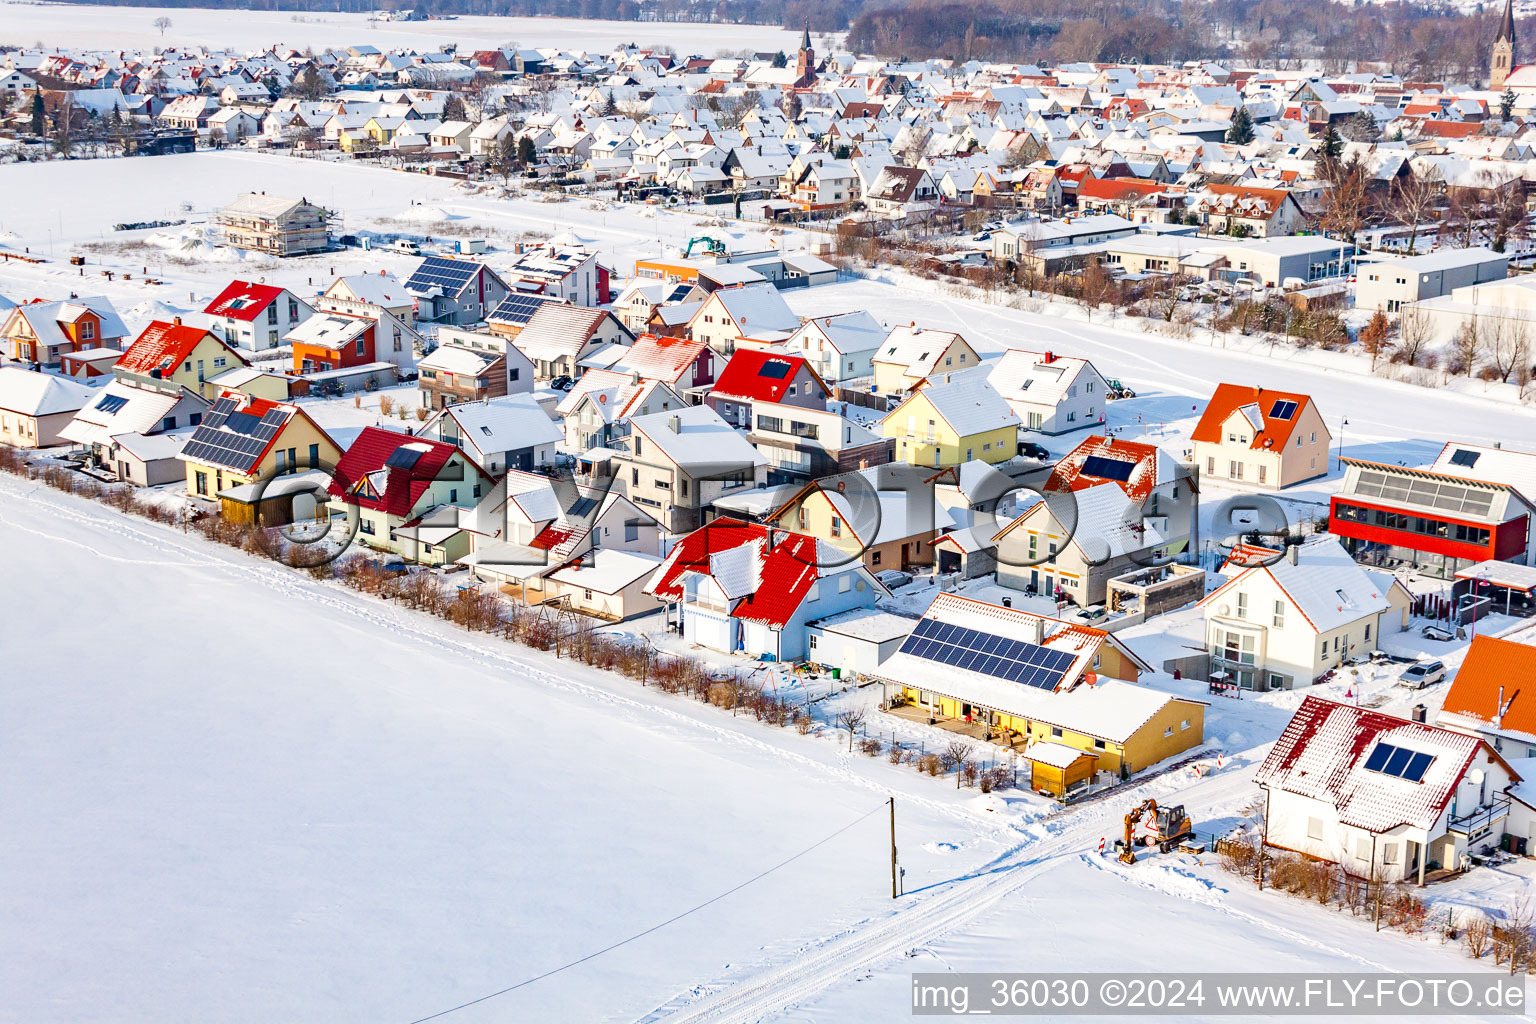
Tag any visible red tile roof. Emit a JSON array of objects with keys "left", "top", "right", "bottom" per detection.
[
  {"left": 116, "top": 320, "right": 220, "bottom": 377},
  {"left": 1255, "top": 695, "right": 1507, "bottom": 833},
  {"left": 1419, "top": 119, "right": 1483, "bottom": 139},
  {"left": 646, "top": 517, "right": 823, "bottom": 629},
  {"left": 1440, "top": 636, "right": 1536, "bottom": 738},
  {"left": 329, "top": 426, "right": 462, "bottom": 518},
  {"left": 610, "top": 333, "right": 710, "bottom": 385},
  {"left": 203, "top": 280, "right": 286, "bottom": 322},
  {"left": 1077, "top": 177, "right": 1164, "bottom": 201},
  {"left": 1045, "top": 435, "right": 1166, "bottom": 503},
  {"left": 711, "top": 349, "right": 822, "bottom": 404},
  {"left": 1190, "top": 382, "right": 1312, "bottom": 450}
]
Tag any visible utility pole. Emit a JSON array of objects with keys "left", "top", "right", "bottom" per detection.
[{"left": 890, "top": 797, "right": 898, "bottom": 899}]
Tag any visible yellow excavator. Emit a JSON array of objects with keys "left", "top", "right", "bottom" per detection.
[{"left": 1114, "top": 799, "right": 1194, "bottom": 864}]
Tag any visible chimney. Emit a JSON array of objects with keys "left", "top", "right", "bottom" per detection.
[
  {"left": 1286, "top": 543, "right": 1298, "bottom": 566},
  {"left": 1043, "top": 350, "right": 1055, "bottom": 363},
  {"left": 1411, "top": 704, "right": 1427, "bottom": 724},
  {"left": 1498, "top": 686, "right": 1506, "bottom": 729},
  {"left": 1031, "top": 616, "right": 1045, "bottom": 644},
  {"left": 668, "top": 414, "right": 681, "bottom": 433}
]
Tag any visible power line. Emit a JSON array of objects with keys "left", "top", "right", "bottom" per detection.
[{"left": 404, "top": 801, "right": 888, "bottom": 1024}]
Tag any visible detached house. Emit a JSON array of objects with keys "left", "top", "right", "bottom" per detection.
[
  {"left": 403, "top": 255, "right": 513, "bottom": 327},
  {"left": 1191, "top": 383, "right": 1330, "bottom": 490},
  {"left": 514, "top": 303, "right": 633, "bottom": 381},
  {"left": 558, "top": 369, "right": 685, "bottom": 454},
  {"left": 328, "top": 427, "right": 491, "bottom": 565},
  {"left": 988, "top": 349, "right": 1108, "bottom": 435},
  {"left": 706, "top": 349, "right": 829, "bottom": 429},
  {"left": 178, "top": 392, "right": 341, "bottom": 507},
  {"left": 1437, "top": 635, "right": 1536, "bottom": 759},
  {"left": 686, "top": 283, "right": 800, "bottom": 357},
  {"left": 1200, "top": 535, "right": 1408, "bottom": 691},
  {"left": 616, "top": 405, "right": 767, "bottom": 533},
  {"left": 202, "top": 280, "right": 314, "bottom": 352},
  {"left": 882, "top": 373, "right": 1019, "bottom": 469},
  {"left": 645, "top": 518, "right": 885, "bottom": 661},
  {"left": 784, "top": 310, "right": 886, "bottom": 384},
  {"left": 2, "top": 296, "right": 128, "bottom": 367},
  {"left": 863, "top": 166, "right": 940, "bottom": 216},
  {"left": 1257, "top": 695, "right": 1522, "bottom": 885},
  {"left": 215, "top": 193, "right": 330, "bottom": 257},
  {"left": 116, "top": 319, "right": 249, "bottom": 400},
  {"left": 0, "top": 366, "right": 97, "bottom": 448},
  {"left": 994, "top": 435, "right": 1195, "bottom": 605},
  {"left": 871, "top": 324, "right": 979, "bottom": 398},
  {"left": 417, "top": 393, "right": 563, "bottom": 475}
]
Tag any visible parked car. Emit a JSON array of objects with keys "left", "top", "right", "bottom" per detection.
[
  {"left": 876, "top": 569, "right": 914, "bottom": 590},
  {"left": 1018, "top": 441, "right": 1050, "bottom": 460},
  {"left": 1399, "top": 660, "right": 1447, "bottom": 689},
  {"left": 549, "top": 374, "right": 575, "bottom": 391},
  {"left": 1421, "top": 625, "right": 1455, "bottom": 642},
  {"left": 1078, "top": 604, "right": 1108, "bottom": 624},
  {"left": 391, "top": 238, "right": 421, "bottom": 255}
]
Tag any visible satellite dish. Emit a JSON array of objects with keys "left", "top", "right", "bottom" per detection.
[
  {"left": 1471, "top": 768, "right": 1486, "bottom": 785},
  {"left": 1218, "top": 604, "right": 1230, "bottom": 616}
]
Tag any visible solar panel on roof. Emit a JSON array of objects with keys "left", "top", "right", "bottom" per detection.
[
  {"left": 385, "top": 447, "right": 424, "bottom": 471},
  {"left": 758, "top": 360, "right": 792, "bottom": 379},
  {"left": 406, "top": 257, "right": 481, "bottom": 296},
  {"left": 490, "top": 292, "right": 558, "bottom": 324},
  {"left": 898, "top": 619, "right": 1076, "bottom": 690},
  {"left": 96, "top": 394, "right": 129, "bottom": 414},
  {"left": 1268, "top": 399, "right": 1298, "bottom": 420},
  {"left": 1080, "top": 454, "right": 1136, "bottom": 482},
  {"left": 225, "top": 410, "right": 263, "bottom": 435},
  {"left": 1363, "top": 741, "right": 1435, "bottom": 782},
  {"left": 1449, "top": 449, "right": 1480, "bottom": 468}
]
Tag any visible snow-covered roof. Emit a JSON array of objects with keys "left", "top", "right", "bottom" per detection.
[
  {"left": 629, "top": 405, "right": 765, "bottom": 472},
  {"left": 0, "top": 367, "right": 98, "bottom": 417},
  {"left": 547, "top": 549, "right": 663, "bottom": 594}
]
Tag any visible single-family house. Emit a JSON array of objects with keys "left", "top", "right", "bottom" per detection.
[
  {"left": 1191, "top": 383, "right": 1330, "bottom": 490},
  {"left": 988, "top": 348, "right": 1108, "bottom": 435}
]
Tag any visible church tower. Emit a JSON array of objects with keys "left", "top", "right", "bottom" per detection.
[
  {"left": 794, "top": 23, "right": 816, "bottom": 88},
  {"left": 1493, "top": 0, "right": 1517, "bottom": 90}
]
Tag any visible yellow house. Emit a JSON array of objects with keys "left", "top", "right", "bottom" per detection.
[
  {"left": 769, "top": 467, "right": 955, "bottom": 573},
  {"left": 178, "top": 392, "right": 341, "bottom": 504},
  {"left": 872, "top": 324, "right": 980, "bottom": 397},
  {"left": 875, "top": 594, "right": 1204, "bottom": 777},
  {"left": 883, "top": 374, "right": 1020, "bottom": 469},
  {"left": 116, "top": 319, "right": 250, "bottom": 401}
]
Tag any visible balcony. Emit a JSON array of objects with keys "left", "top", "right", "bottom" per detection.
[{"left": 1449, "top": 794, "right": 1510, "bottom": 843}]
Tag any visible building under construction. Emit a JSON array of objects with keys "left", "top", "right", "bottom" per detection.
[{"left": 215, "top": 193, "right": 332, "bottom": 257}]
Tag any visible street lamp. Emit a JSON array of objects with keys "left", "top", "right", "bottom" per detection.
[{"left": 1336, "top": 417, "right": 1349, "bottom": 474}]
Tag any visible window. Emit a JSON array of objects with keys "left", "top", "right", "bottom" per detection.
[
  {"left": 81, "top": 321, "right": 94, "bottom": 340},
  {"left": 195, "top": 471, "right": 208, "bottom": 496},
  {"left": 583, "top": 589, "right": 593, "bottom": 601},
  {"left": 214, "top": 357, "right": 227, "bottom": 369},
  {"left": 1094, "top": 738, "right": 1106, "bottom": 750},
  {"left": 309, "top": 444, "right": 319, "bottom": 468},
  {"left": 1181, "top": 719, "right": 1191, "bottom": 731},
  {"left": 1307, "top": 817, "right": 1323, "bottom": 840},
  {"left": 871, "top": 550, "right": 882, "bottom": 565},
  {"left": 355, "top": 337, "right": 365, "bottom": 356},
  {"left": 1163, "top": 726, "right": 1173, "bottom": 737},
  {"left": 161, "top": 416, "right": 176, "bottom": 432},
  {"left": 831, "top": 516, "right": 841, "bottom": 537},
  {"left": 1258, "top": 465, "right": 1266, "bottom": 484},
  {"left": 1383, "top": 843, "right": 1399, "bottom": 865},
  {"left": 360, "top": 519, "right": 375, "bottom": 535},
  {"left": 267, "top": 305, "right": 279, "bottom": 325},
  {"left": 1050, "top": 726, "right": 1063, "bottom": 738},
  {"left": 1206, "top": 457, "right": 1215, "bottom": 474},
  {"left": 1356, "top": 836, "right": 1371, "bottom": 861},
  {"left": 289, "top": 299, "right": 299, "bottom": 320},
  {"left": 797, "top": 506, "right": 808, "bottom": 529},
  {"left": 838, "top": 575, "right": 851, "bottom": 593},
  {"left": 1236, "top": 592, "right": 1248, "bottom": 619},
  {"left": 1364, "top": 623, "right": 1371, "bottom": 640}
]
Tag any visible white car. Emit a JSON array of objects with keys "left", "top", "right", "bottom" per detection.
[
  {"left": 876, "top": 570, "right": 913, "bottom": 590},
  {"left": 1399, "top": 660, "right": 1447, "bottom": 689}
]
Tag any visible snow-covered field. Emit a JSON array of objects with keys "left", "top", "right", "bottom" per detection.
[
  {"left": 0, "top": 0, "right": 806, "bottom": 53},
  {"left": 3, "top": 475, "right": 1519, "bottom": 1024},
  {"left": 6, "top": 151, "right": 1536, "bottom": 1023}
]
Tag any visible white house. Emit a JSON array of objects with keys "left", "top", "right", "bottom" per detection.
[
  {"left": 783, "top": 310, "right": 886, "bottom": 384},
  {"left": 417, "top": 393, "right": 563, "bottom": 475},
  {"left": 1257, "top": 695, "right": 1522, "bottom": 884},
  {"left": 1200, "top": 535, "right": 1409, "bottom": 691},
  {"left": 988, "top": 348, "right": 1108, "bottom": 435}
]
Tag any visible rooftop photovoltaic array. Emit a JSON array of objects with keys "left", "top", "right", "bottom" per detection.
[
  {"left": 1362, "top": 742, "right": 1434, "bottom": 783},
  {"left": 1449, "top": 449, "right": 1480, "bottom": 468},
  {"left": 180, "top": 398, "right": 285, "bottom": 469},
  {"left": 898, "top": 618, "right": 1077, "bottom": 689},
  {"left": 406, "top": 256, "right": 480, "bottom": 296},
  {"left": 1268, "top": 399, "right": 1298, "bottom": 420},
  {"left": 758, "top": 360, "right": 792, "bottom": 379},
  {"left": 489, "top": 291, "right": 559, "bottom": 325},
  {"left": 1080, "top": 454, "right": 1136, "bottom": 482}
]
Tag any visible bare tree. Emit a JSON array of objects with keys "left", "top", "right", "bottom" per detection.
[
  {"left": 1449, "top": 319, "right": 1482, "bottom": 376},
  {"left": 1318, "top": 155, "right": 1371, "bottom": 246},
  {"left": 835, "top": 707, "right": 866, "bottom": 752},
  {"left": 1150, "top": 273, "right": 1191, "bottom": 322},
  {"left": 1385, "top": 174, "right": 1439, "bottom": 254},
  {"left": 943, "top": 739, "right": 974, "bottom": 788},
  {"left": 152, "top": 15, "right": 172, "bottom": 37},
  {"left": 1360, "top": 307, "right": 1394, "bottom": 370},
  {"left": 1485, "top": 316, "right": 1532, "bottom": 383},
  {"left": 1397, "top": 304, "right": 1434, "bottom": 367}
]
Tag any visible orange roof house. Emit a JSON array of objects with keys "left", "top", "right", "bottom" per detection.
[{"left": 1190, "top": 383, "right": 1330, "bottom": 490}]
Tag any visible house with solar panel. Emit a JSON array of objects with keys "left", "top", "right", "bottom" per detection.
[
  {"left": 502, "top": 241, "right": 610, "bottom": 307},
  {"left": 115, "top": 318, "right": 249, "bottom": 401},
  {"left": 404, "top": 255, "right": 513, "bottom": 326},
  {"left": 202, "top": 281, "right": 315, "bottom": 352},
  {"left": 644, "top": 518, "right": 885, "bottom": 661},
  {"left": 993, "top": 435, "right": 1196, "bottom": 606},
  {"left": 1256, "top": 695, "right": 1523, "bottom": 885},
  {"left": 872, "top": 593, "right": 1198, "bottom": 784},
  {"left": 1190, "top": 383, "right": 1329, "bottom": 490},
  {"left": 176, "top": 393, "right": 341, "bottom": 519},
  {"left": 327, "top": 427, "right": 492, "bottom": 565},
  {"left": 706, "top": 350, "right": 828, "bottom": 430},
  {"left": 484, "top": 292, "right": 569, "bottom": 343}
]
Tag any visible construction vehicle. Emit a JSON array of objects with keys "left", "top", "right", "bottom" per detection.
[
  {"left": 683, "top": 236, "right": 726, "bottom": 258},
  {"left": 1114, "top": 799, "right": 1194, "bottom": 864},
  {"left": 1105, "top": 378, "right": 1136, "bottom": 400}
]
